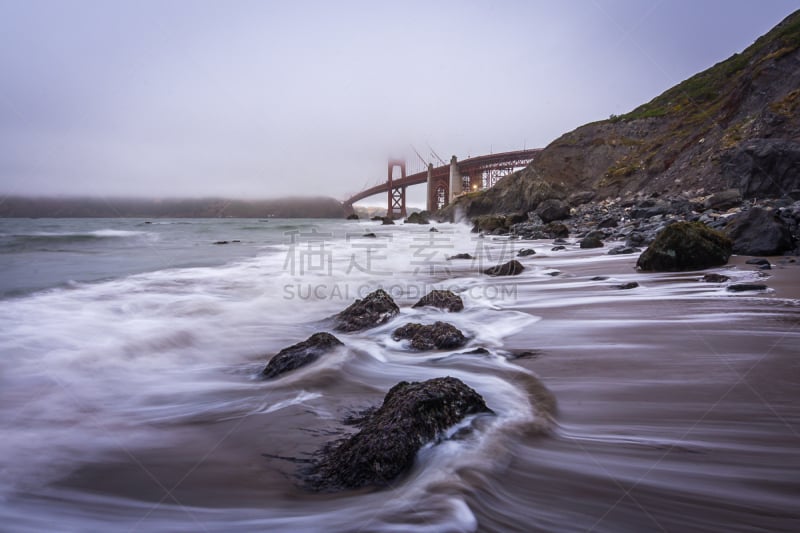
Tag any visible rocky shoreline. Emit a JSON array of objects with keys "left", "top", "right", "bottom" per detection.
[{"left": 462, "top": 191, "right": 800, "bottom": 260}]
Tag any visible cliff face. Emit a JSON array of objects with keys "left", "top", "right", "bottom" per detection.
[{"left": 446, "top": 10, "right": 800, "bottom": 217}]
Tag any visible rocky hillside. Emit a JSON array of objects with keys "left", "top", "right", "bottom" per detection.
[{"left": 445, "top": 10, "right": 800, "bottom": 218}]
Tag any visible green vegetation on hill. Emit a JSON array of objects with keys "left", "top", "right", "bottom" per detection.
[{"left": 618, "top": 12, "right": 800, "bottom": 122}]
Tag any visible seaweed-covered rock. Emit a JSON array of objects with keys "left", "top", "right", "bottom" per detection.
[
  {"left": 404, "top": 211, "right": 430, "bottom": 224},
  {"left": 545, "top": 222, "right": 570, "bottom": 239},
  {"left": 412, "top": 290, "right": 464, "bottom": 312},
  {"left": 471, "top": 213, "right": 527, "bottom": 234},
  {"left": 636, "top": 222, "right": 732, "bottom": 271},
  {"left": 334, "top": 289, "right": 399, "bottom": 332},
  {"left": 308, "top": 377, "right": 491, "bottom": 489},
  {"left": 483, "top": 260, "right": 525, "bottom": 276},
  {"left": 262, "top": 332, "right": 343, "bottom": 379},
  {"left": 392, "top": 321, "right": 467, "bottom": 350},
  {"left": 724, "top": 207, "right": 794, "bottom": 256},
  {"left": 471, "top": 215, "right": 507, "bottom": 233}
]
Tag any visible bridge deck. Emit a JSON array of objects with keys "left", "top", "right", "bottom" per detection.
[{"left": 344, "top": 148, "right": 541, "bottom": 205}]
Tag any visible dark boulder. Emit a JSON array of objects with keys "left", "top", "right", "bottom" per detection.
[
  {"left": 535, "top": 199, "right": 570, "bottom": 223},
  {"left": 608, "top": 245, "right": 638, "bottom": 255},
  {"left": 370, "top": 216, "right": 384, "bottom": 221},
  {"left": 362, "top": 232, "right": 377, "bottom": 238},
  {"left": 404, "top": 211, "right": 430, "bottom": 224},
  {"left": 722, "top": 139, "right": 800, "bottom": 198},
  {"left": 597, "top": 217, "right": 619, "bottom": 229},
  {"left": 626, "top": 231, "right": 648, "bottom": 247},
  {"left": 727, "top": 283, "right": 768, "bottom": 292},
  {"left": 429, "top": 227, "right": 439, "bottom": 232},
  {"left": 704, "top": 189, "right": 741, "bottom": 210},
  {"left": 381, "top": 217, "right": 395, "bottom": 225},
  {"left": 517, "top": 248, "right": 536, "bottom": 257},
  {"left": 616, "top": 281, "right": 639, "bottom": 290},
  {"left": 567, "top": 191, "right": 596, "bottom": 207},
  {"left": 308, "top": 377, "right": 491, "bottom": 490},
  {"left": 346, "top": 213, "right": 359, "bottom": 220},
  {"left": 412, "top": 290, "right": 464, "bottom": 312},
  {"left": 702, "top": 273, "right": 730, "bottom": 283},
  {"left": 483, "top": 260, "right": 525, "bottom": 276},
  {"left": 551, "top": 245, "right": 566, "bottom": 251},
  {"left": 334, "top": 289, "right": 400, "bottom": 332},
  {"left": 631, "top": 200, "right": 670, "bottom": 219},
  {"left": 447, "top": 252, "right": 473, "bottom": 260},
  {"left": 472, "top": 215, "right": 509, "bottom": 234},
  {"left": 545, "top": 221, "right": 570, "bottom": 239},
  {"left": 636, "top": 222, "right": 732, "bottom": 271},
  {"left": 262, "top": 332, "right": 343, "bottom": 379},
  {"left": 580, "top": 231, "right": 605, "bottom": 249},
  {"left": 392, "top": 321, "right": 467, "bottom": 350},
  {"left": 724, "top": 207, "right": 794, "bottom": 256},
  {"left": 213, "top": 240, "right": 229, "bottom": 245}
]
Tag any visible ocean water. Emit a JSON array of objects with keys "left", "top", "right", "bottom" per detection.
[{"left": 0, "top": 217, "right": 798, "bottom": 532}]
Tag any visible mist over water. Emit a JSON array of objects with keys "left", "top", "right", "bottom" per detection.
[{"left": 0, "top": 218, "right": 798, "bottom": 532}]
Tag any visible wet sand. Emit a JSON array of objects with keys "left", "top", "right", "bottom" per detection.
[
  {"left": 9, "top": 239, "right": 799, "bottom": 532},
  {"left": 472, "top": 251, "right": 800, "bottom": 532}
]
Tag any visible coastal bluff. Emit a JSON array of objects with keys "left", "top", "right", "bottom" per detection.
[{"left": 441, "top": 10, "right": 800, "bottom": 219}]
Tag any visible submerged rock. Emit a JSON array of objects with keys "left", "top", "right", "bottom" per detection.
[
  {"left": 334, "top": 289, "right": 399, "bottom": 332},
  {"left": 346, "top": 213, "right": 359, "bottom": 220},
  {"left": 636, "top": 222, "right": 732, "bottom": 271},
  {"left": 392, "top": 321, "right": 467, "bottom": 350},
  {"left": 381, "top": 217, "right": 395, "bottom": 225},
  {"left": 607, "top": 245, "right": 638, "bottom": 255},
  {"left": 616, "top": 281, "right": 639, "bottom": 290},
  {"left": 447, "top": 253, "right": 473, "bottom": 260},
  {"left": 412, "top": 290, "right": 464, "bottom": 312},
  {"left": 702, "top": 273, "right": 731, "bottom": 283},
  {"left": 262, "top": 332, "right": 343, "bottom": 379},
  {"left": 517, "top": 248, "right": 536, "bottom": 257},
  {"left": 727, "top": 283, "right": 768, "bottom": 292},
  {"left": 308, "top": 377, "right": 491, "bottom": 490},
  {"left": 483, "top": 260, "right": 525, "bottom": 276}
]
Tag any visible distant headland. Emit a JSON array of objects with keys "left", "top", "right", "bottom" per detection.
[{"left": 0, "top": 196, "right": 348, "bottom": 218}]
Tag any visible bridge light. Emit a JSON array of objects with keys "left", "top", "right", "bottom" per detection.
[{"left": 472, "top": 184, "right": 478, "bottom": 190}]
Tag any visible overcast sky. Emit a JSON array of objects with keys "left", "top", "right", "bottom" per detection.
[{"left": 1, "top": 1, "right": 798, "bottom": 206}]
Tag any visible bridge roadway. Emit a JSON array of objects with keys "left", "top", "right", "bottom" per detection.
[{"left": 343, "top": 148, "right": 542, "bottom": 210}]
